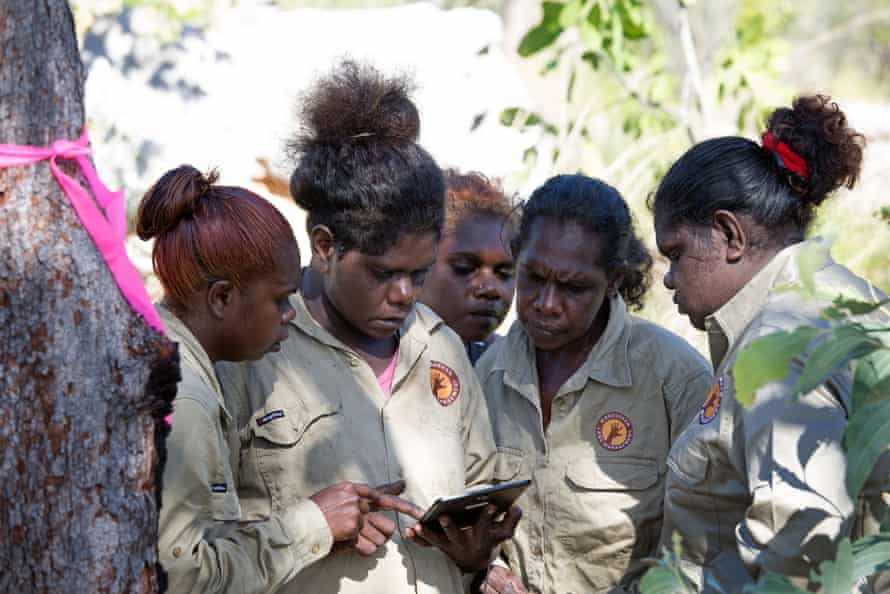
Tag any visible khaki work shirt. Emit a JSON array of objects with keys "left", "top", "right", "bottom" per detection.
[
  {"left": 157, "top": 305, "right": 332, "bottom": 594},
  {"left": 660, "top": 240, "right": 890, "bottom": 592},
  {"left": 217, "top": 297, "right": 497, "bottom": 594},
  {"left": 476, "top": 296, "right": 713, "bottom": 594}
]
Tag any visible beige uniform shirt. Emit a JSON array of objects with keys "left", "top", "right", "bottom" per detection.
[
  {"left": 157, "top": 305, "right": 332, "bottom": 594},
  {"left": 217, "top": 297, "right": 497, "bottom": 594},
  {"left": 660, "top": 240, "right": 890, "bottom": 592},
  {"left": 476, "top": 296, "right": 713, "bottom": 594}
]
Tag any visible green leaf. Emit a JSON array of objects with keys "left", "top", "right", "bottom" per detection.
[
  {"left": 830, "top": 296, "right": 890, "bottom": 317},
  {"left": 732, "top": 327, "right": 822, "bottom": 408},
  {"left": 851, "top": 534, "right": 890, "bottom": 580},
  {"left": 609, "top": 9, "right": 624, "bottom": 62},
  {"left": 844, "top": 401, "right": 890, "bottom": 498},
  {"left": 518, "top": 2, "right": 565, "bottom": 56},
  {"left": 559, "top": 0, "right": 584, "bottom": 28},
  {"left": 852, "top": 350, "right": 890, "bottom": 412},
  {"left": 640, "top": 533, "right": 696, "bottom": 594},
  {"left": 792, "top": 324, "right": 884, "bottom": 397},
  {"left": 742, "top": 573, "right": 809, "bottom": 594},
  {"left": 796, "top": 239, "right": 833, "bottom": 296},
  {"left": 582, "top": 50, "right": 601, "bottom": 70},
  {"left": 617, "top": 0, "right": 648, "bottom": 39},
  {"left": 810, "top": 539, "right": 855, "bottom": 594}
]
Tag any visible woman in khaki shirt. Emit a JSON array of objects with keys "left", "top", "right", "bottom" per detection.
[
  {"left": 217, "top": 61, "right": 519, "bottom": 594},
  {"left": 477, "top": 174, "right": 713, "bottom": 594},
  {"left": 420, "top": 169, "right": 519, "bottom": 364},
  {"left": 143, "top": 165, "right": 414, "bottom": 594},
  {"left": 651, "top": 95, "right": 888, "bottom": 591}
]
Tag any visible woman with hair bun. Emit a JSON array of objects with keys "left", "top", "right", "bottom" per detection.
[
  {"left": 145, "top": 166, "right": 415, "bottom": 594},
  {"left": 652, "top": 94, "right": 888, "bottom": 591},
  {"left": 420, "top": 169, "right": 518, "bottom": 364},
  {"left": 217, "top": 61, "right": 518, "bottom": 594},
  {"left": 476, "top": 174, "right": 712, "bottom": 594}
]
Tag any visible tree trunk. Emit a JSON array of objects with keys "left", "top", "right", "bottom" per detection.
[{"left": 0, "top": 2, "right": 178, "bottom": 593}]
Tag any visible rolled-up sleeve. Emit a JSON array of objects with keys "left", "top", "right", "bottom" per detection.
[{"left": 160, "top": 396, "right": 333, "bottom": 594}]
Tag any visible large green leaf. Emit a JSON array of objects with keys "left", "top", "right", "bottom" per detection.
[
  {"left": 796, "top": 239, "right": 833, "bottom": 297},
  {"left": 742, "top": 573, "right": 808, "bottom": 594},
  {"left": 852, "top": 350, "right": 890, "bottom": 412},
  {"left": 733, "top": 327, "right": 822, "bottom": 408},
  {"left": 518, "top": 2, "right": 565, "bottom": 56},
  {"left": 844, "top": 400, "right": 890, "bottom": 498},
  {"left": 792, "top": 324, "right": 884, "bottom": 397},
  {"left": 825, "top": 296, "right": 890, "bottom": 319},
  {"left": 852, "top": 534, "right": 890, "bottom": 580},
  {"left": 810, "top": 538, "right": 855, "bottom": 594},
  {"left": 639, "top": 532, "right": 696, "bottom": 594}
]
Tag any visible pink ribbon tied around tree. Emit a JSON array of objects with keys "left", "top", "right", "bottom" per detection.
[
  {"left": 1, "top": 129, "right": 171, "bottom": 421},
  {"left": 762, "top": 132, "right": 808, "bottom": 180}
]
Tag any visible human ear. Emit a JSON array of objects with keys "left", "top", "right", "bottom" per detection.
[
  {"left": 207, "top": 280, "right": 236, "bottom": 320},
  {"left": 310, "top": 225, "right": 336, "bottom": 274},
  {"left": 712, "top": 210, "right": 747, "bottom": 263}
]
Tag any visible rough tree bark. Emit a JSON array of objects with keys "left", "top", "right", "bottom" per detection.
[{"left": 0, "top": 2, "right": 178, "bottom": 593}]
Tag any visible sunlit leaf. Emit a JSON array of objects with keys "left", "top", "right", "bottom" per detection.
[
  {"left": 844, "top": 401, "right": 890, "bottom": 498},
  {"left": 852, "top": 350, "right": 890, "bottom": 412},
  {"left": 559, "top": 0, "right": 584, "bottom": 28},
  {"left": 518, "top": 2, "right": 565, "bottom": 56},
  {"left": 733, "top": 327, "right": 822, "bottom": 408},
  {"left": 852, "top": 534, "right": 890, "bottom": 580},
  {"left": 792, "top": 325, "right": 883, "bottom": 397},
  {"left": 810, "top": 539, "right": 854, "bottom": 594},
  {"left": 796, "top": 239, "right": 833, "bottom": 297},
  {"left": 639, "top": 533, "right": 696, "bottom": 594},
  {"left": 742, "top": 573, "right": 809, "bottom": 594}
]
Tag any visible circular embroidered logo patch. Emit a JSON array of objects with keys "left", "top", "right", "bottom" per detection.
[
  {"left": 595, "top": 412, "right": 633, "bottom": 450},
  {"left": 430, "top": 361, "right": 461, "bottom": 407},
  {"left": 699, "top": 377, "right": 723, "bottom": 425}
]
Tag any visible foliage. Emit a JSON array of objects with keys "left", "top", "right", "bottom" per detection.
[{"left": 682, "top": 240, "right": 890, "bottom": 594}]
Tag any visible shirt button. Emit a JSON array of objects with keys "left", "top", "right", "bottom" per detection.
[
  {"left": 311, "top": 544, "right": 321, "bottom": 555},
  {"left": 347, "top": 357, "right": 359, "bottom": 367},
  {"left": 532, "top": 545, "right": 543, "bottom": 557},
  {"left": 172, "top": 546, "right": 182, "bottom": 558}
]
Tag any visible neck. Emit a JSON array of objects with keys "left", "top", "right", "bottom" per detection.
[{"left": 167, "top": 299, "right": 222, "bottom": 363}]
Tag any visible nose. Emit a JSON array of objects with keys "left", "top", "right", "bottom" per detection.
[
  {"left": 663, "top": 264, "right": 676, "bottom": 291},
  {"left": 388, "top": 276, "right": 415, "bottom": 307},
  {"left": 532, "top": 283, "right": 559, "bottom": 316},
  {"left": 472, "top": 270, "right": 500, "bottom": 301}
]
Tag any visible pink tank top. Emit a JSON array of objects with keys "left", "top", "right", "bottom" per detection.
[{"left": 376, "top": 347, "right": 399, "bottom": 397}]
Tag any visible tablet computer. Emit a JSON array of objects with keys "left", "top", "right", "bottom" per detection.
[{"left": 419, "top": 479, "right": 531, "bottom": 532}]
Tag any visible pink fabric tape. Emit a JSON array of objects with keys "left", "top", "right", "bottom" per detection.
[{"left": 0, "top": 129, "right": 172, "bottom": 424}]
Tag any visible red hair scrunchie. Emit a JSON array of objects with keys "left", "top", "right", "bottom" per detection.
[{"left": 762, "top": 132, "right": 808, "bottom": 180}]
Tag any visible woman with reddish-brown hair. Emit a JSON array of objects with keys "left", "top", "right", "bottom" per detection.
[
  {"left": 420, "top": 169, "right": 518, "bottom": 364},
  {"left": 141, "top": 165, "right": 416, "bottom": 594}
]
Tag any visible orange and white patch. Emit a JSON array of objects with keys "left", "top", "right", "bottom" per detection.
[
  {"left": 430, "top": 361, "right": 460, "bottom": 407},
  {"left": 699, "top": 377, "right": 723, "bottom": 425},
  {"left": 596, "top": 412, "right": 633, "bottom": 451}
]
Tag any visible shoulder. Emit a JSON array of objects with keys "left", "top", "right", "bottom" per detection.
[
  {"left": 176, "top": 362, "right": 223, "bottom": 415},
  {"left": 474, "top": 325, "right": 514, "bottom": 383},
  {"left": 626, "top": 315, "right": 712, "bottom": 390}
]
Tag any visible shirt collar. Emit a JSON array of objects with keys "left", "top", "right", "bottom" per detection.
[
  {"left": 155, "top": 303, "right": 225, "bottom": 405},
  {"left": 495, "top": 295, "right": 634, "bottom": 399},
  {"left": 704, "top": 239, "right": 830, "bottom": 369}
]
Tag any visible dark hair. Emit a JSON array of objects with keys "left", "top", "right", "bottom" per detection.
[
  {"left": 515, "top": 174, "right": 652, "bottom": 310},
  {"left": 442, "top": 168, "right": 519, "bottom": 246},
  {"left": 287, "top": 60, "right": 445, "bottom": 255},
  {"left": 651, "top": 94, "right": 865, "bottom": 238},
  {"left": 136, "top": 165, "right": 297, "bottom": 312}
]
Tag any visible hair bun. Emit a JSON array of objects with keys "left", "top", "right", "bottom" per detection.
[
  {"left": 136, "top": 165, "right": 219, "bottom": 240},
  {"left": 765, "top": 94, "right": 865, "bottom": 206},
  {"left": 293, "top": 60, "right": 420, "bottom": 150}
]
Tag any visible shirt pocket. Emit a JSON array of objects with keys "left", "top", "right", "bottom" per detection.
[
  {"left": 666, "top": 436, "right": 710, "bottom": 487},
  {"left": 248, "top": 400, "right": 342, "bottom": 510},
  {"left": 557, "top": 457, "right": 662, "bottom": 570}
]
